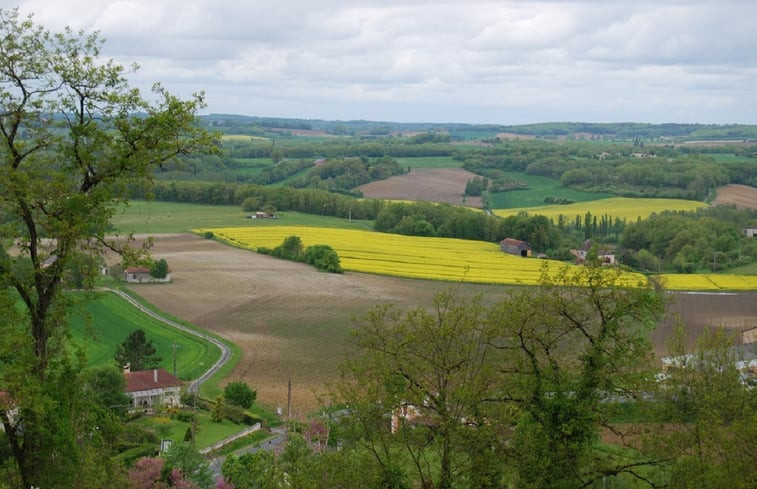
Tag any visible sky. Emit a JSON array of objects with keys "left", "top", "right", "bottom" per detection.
[{"left": 3, "top": 0, "right": 757, "bottom": 125}]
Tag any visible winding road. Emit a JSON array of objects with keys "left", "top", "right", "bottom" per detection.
[{"left": 102, "top": 287, "right": 231, "bottom": 394}]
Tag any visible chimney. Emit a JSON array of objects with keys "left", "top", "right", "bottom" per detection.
[{"left": 154, "top": 369, "right": 158, "bottom": 383}]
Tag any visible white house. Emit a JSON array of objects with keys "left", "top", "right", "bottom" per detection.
[{"left": 124, "top": 366, "right": 183, "bottom": 410}]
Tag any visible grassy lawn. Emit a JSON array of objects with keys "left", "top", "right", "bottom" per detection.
[
  {"left": 488, "top": 172, "right": 611, "bottom": 208},
  {"left": 69, "top": 291, "right": 219, "bottom": 381},
  {"left": 131, "top": 410, "right": 248, "bottom": 449}
]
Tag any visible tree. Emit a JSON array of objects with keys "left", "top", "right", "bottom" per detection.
[
  {"left": 333, "top": 290, "right": 506, "bottom": 489},
  {"left": 115, "top": 329, "right": 163, "bottom": 371},
  {"left": 212, "top": 395, "right": 225, "bottom": 423},
  {"left": 646, "top": 325, "right": 757, "bottom": 489},
  {"left": 332, "top": 265, "right": 665, "bottom": 489},
  {"left": 0, "top": 9, "right": 211, "bottom": 487},
  {"left": 162, "top": 443, "right": 213, "bottom": 489},
  {"left": 150, "top": 258, "right": 170, "bottom": 279},
  {"left": 223, "top": 381, "right": 256, "bottom": 409},
  {"left": 83, "top": 365, "right": 132, "bottom": 416}
]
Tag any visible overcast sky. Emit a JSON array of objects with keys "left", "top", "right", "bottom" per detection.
[{"left": 3, "top": 1, "right": 756, "bottom": 125}]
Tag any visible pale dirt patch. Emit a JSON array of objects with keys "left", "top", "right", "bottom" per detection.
[
  {"left": 119, "top": 234, "right": 757, "bottom": 414},
  {"left": 713, "top": 184, "right": 757, "bottom": 209},
  {"left": 356, "top": 168, "right": 484, "bottom": 208}
]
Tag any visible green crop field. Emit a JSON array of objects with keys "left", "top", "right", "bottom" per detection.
[
  {"left": 70, "top": 291, "right": 219, "bottom": 380},
  {"left": 487, "top": 172, "right": 611, "bottom": 208}
]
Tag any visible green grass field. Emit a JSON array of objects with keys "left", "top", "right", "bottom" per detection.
[
  {"left": 70, "top": 291, "right": 220, "bottom": 381},
  {"left": 395, "top": 156, "right": 463, "bottom": 169},
  {"left": 111, "top": 200, "right": 374, "bottom": 234},
  {"left": 487, "top": 172, "right": 612, "bottom": 208}
]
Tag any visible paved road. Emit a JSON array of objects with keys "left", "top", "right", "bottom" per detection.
[{"left": 101, "top": 288, "right": 231, "bottom": 394}]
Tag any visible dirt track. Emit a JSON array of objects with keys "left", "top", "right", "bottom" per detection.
[{"left": 123, "top": 234, "right": 757, "bottom": 414}]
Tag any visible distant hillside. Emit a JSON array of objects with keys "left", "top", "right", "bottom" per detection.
[{"left": 202, "top": 114, "right": 757, "bottom": 141}]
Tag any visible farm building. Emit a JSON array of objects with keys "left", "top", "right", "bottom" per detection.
[
  {"left": 124, "top": 266, "right": 171, "bottom": 283},
  {"left": 744, "top": 226, "right": 757, "bottom": 238},
  {"left": 570, "top": 239, "right": 616, "bottom": 265},
  {"left": 124, "top": 366, "right": 183, "bottom": 410},
  {"left": 500, "top": 238, "right": 532, "bottom": 257}
]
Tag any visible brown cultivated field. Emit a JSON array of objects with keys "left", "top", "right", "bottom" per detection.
[
  {"left": 712, "top": 184, "right": 757, "bottom": 209},
  {"left": 124, "top": 234, "right": 757, "bottom": 415},
  {"left": 356, "top": 168, "right": 483, "bottom": 208}
]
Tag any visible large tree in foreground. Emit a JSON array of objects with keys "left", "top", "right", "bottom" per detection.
[
  {"left": 333, "top": 265, "right": 665, "bottom": 489},
  {"left": 0, "top": 8, "right": 211, "bottom": 488}
]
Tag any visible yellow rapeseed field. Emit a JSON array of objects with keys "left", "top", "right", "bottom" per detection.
[
  {"left": 200, "top": 226, "right": 646, "bottom": 287},
  {"left": 492, "top": 197, "right": 707, "bottom": 222},
  {"left": 199, "top": 226, "right": 757, "bottom": 291}
]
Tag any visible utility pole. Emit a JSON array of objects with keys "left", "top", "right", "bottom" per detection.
[
  {"left": 172, "top": 340, "right": 179, "bottom": 378},
  {"left": 285, "top": 378, "right": 293, "bottom": 443}
]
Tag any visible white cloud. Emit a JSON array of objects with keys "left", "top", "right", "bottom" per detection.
[{"left": 1, "top": 0, "right": 756, "bottom": 123}]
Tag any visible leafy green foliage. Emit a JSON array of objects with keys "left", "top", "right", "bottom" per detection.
[
  {"left": 223, "top": 381, "right": 257, "bottom": 409},
  {"left": 150, "top": 258, "right": 170, "bottom": 279},
  {"left": 304, "top": 244, "right": 343, "bottom": 273},
  {"left": 115, "top": 329, "right": 162, "bottom": 371},
  {"left": 0, "top": 8, "right": 211, "bottom": 487},
  {"left": 619, "top": 207, "right": 757, "bottom": 272},
  {"left": 331, "top": 265, "right": 665, "bottom": 489}
]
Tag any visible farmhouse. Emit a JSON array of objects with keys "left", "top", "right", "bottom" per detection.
[
  {"left": 744, "top": 226, "right": 757, "bottom": 238},
  {"left": 124, "top": 266, "right": 171, "bottom": 283},
  {"left": 124, "top": 366, "right": 183, "bottom": 410},
  {"left": 249, "top": 211, "right": 276, "bottom": 219},
  {"left": 500, "top": 238, "right": 532, "bottom": 257},
  {"left": 570, "top": 239, "right": 616, "bottom": 265}
]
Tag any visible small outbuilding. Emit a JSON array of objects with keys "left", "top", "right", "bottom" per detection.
[{"left": 500, "top": 238, "right": 532, "bottom": 257}]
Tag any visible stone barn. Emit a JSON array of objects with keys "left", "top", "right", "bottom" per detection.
[{"left": 500, "top": 238, "right": 532, "bottom": 257}]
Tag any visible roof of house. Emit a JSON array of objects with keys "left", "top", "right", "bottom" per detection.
[
  {"left": 125, "top": 266, "right": 152, "bottom": 274},
  {"left": 500, "top": 238, "right": 530, "bottom": 247},
  {"left": 124, "top": 369, "right": 183, "bottom": 392}
]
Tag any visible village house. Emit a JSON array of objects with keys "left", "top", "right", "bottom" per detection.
[
  {"left": 124, "top": 266, "right": 171, "bottom": 283},
  {"left": 570, "top": 239, "right": 616, "bottom": 265},
  {"left": 500, "top": 238, "right": 532, "bottom": 257},
  {"left": 123, "top": 366, "right": 183, "bottom": 410}
]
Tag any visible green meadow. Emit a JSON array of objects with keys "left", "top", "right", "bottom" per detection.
[
  {"left": 70, "top": 291, "right": 219, "bottom": 381},
  {"left": 111, "top": 200, "right": 374, "bottom": 234},
  {"left": 487, "top": 172, "right": 612, "bottom": 208}
]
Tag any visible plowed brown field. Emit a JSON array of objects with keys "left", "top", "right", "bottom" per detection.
[
  {"left": 713, "top": 184, "right": 757, "bottom": 209},
  {"left": 125, "top": 234, "right": 757, "bottom": 414},
  {"left": 356, "top": 168, "right": 483, "bottom": 208}
]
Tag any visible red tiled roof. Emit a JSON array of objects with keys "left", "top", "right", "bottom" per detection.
[
  {"left": 124, "top": 369, "right": 183, "bottom": 392},
  {"left": 125, "top": 267, "right": 151, "bottom": 274}
]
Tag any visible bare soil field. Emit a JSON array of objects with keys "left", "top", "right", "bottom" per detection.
[
  {"left": 356, "top": 168, "right": 483, "bottom": 208},
  {"left": 124, "top": 234, "right": 757, "bottom": 415},
  {"left": 712, "top": 184, "right": 757, "bottom": 209}
]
